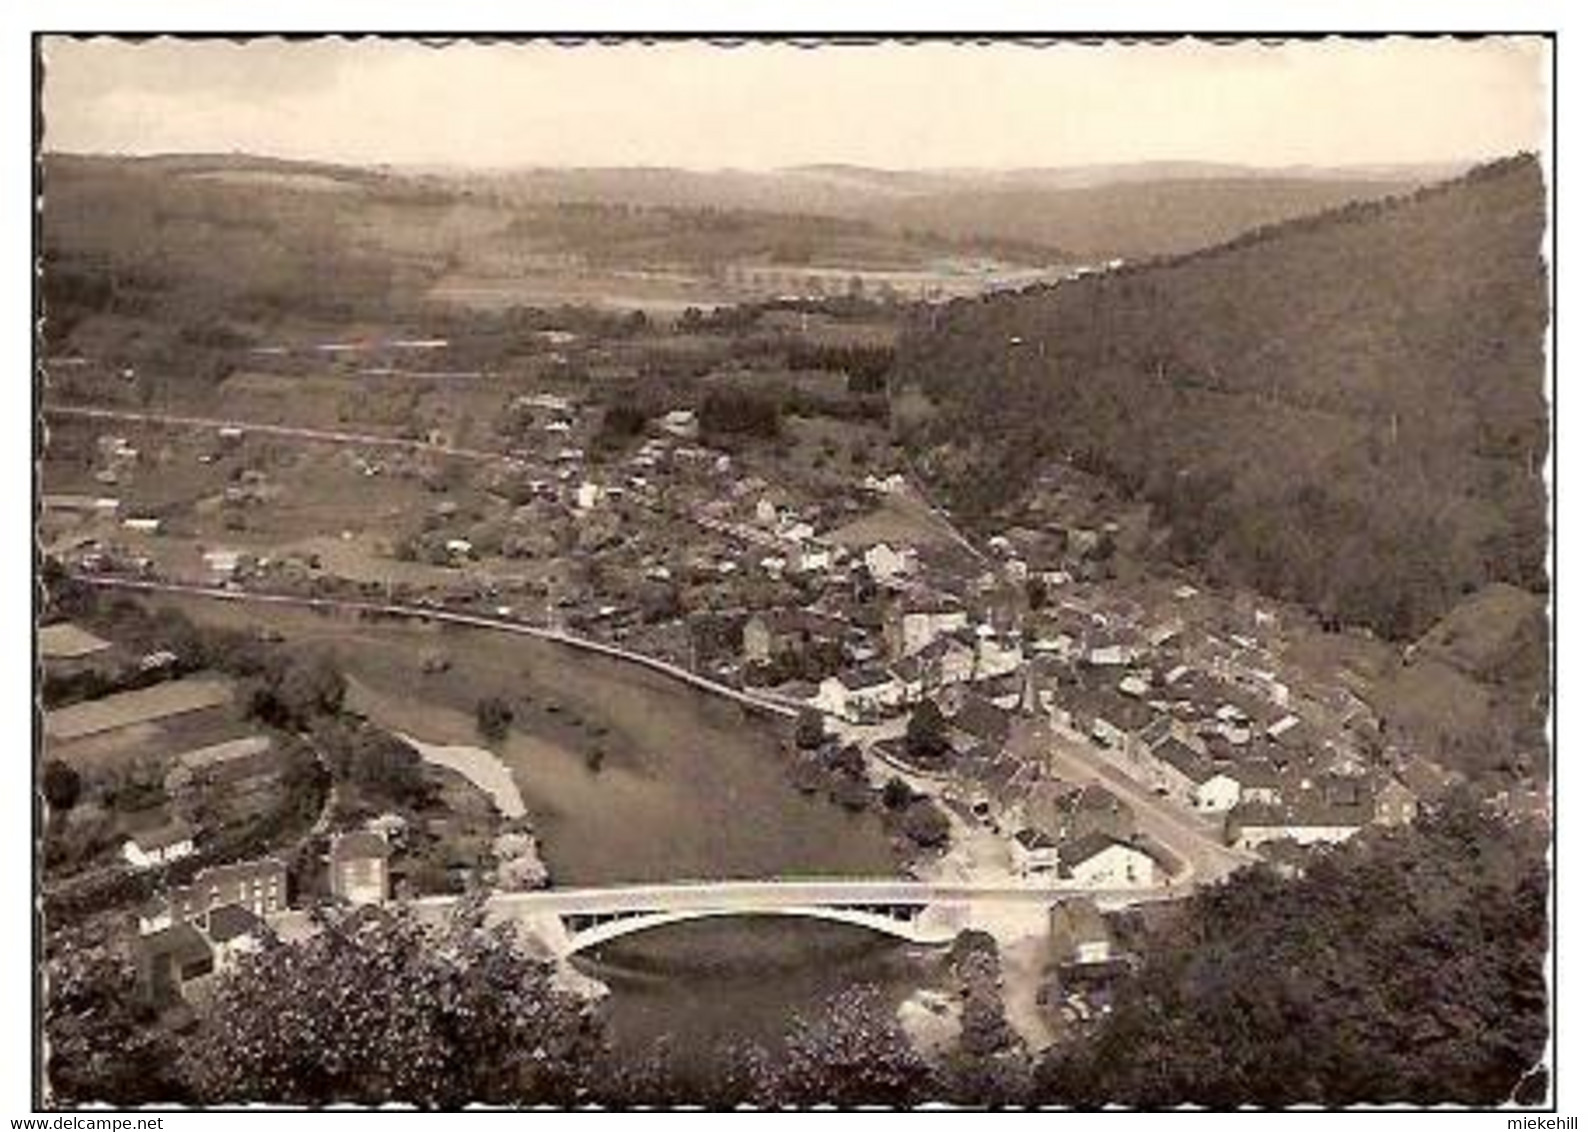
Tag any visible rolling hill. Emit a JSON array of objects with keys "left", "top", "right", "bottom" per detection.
[{"left": 891, "top": 155, "right": 1549, "bottom": 645}]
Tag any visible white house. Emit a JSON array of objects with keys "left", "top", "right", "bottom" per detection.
[
  {"left": 659, "top": 409, "right": 699, "bottom": 439},
  {"left": 122, "top": 516, "right": 162, "bottom": 534},
  {"left": 576, "top": 482, "right": 602, "bottom": 511},
  {"left": 864, "top": 543, "right": 916, "bottom": 584},
  {"left": 795, "top": 546, "right": 834, "bottom": 574},
  {"left": 330, "top": 831, "right": 392, "bottom": 906},
  {"left": 122, "top": 820, "right": 197, "bottom": 870},
  {"left": 888, "top": 600, "right": 968, "bottom": 659},
  {"left": 1056, "top": 834, "right": 1158, "bottom": 889},
  {"left": 1087, "top": 641, "right": 1138, "bottom": 667},
  {"left": 202, "top": 548, "right": 243, "bottom": 580},
  {"left": 814, "top": 668, "right": 903, "bottom": 723},
  {"left": 1190, "top": 770, "right": 1243, "bottom": 814}
]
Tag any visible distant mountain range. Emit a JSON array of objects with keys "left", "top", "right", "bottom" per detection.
[{"left": 47, "top": 150, "right": 1475, "bottom": 263}]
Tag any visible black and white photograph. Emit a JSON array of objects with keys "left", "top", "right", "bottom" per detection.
[{"left": 24, "top": 28, "right": 1559, "bottom": 1113}]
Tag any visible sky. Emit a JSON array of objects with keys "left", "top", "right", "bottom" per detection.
[{"left": 40, "top": 36, "right": 1549, "bottom": 171}]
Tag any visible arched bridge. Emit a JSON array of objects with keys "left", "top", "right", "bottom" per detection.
[{"left": 416, "top": 878, "right": 1179, "bottom": 959}]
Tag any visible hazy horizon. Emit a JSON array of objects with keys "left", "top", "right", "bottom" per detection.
[{"left": 40, "top": 37, "right": 1547, "bottom": 172}]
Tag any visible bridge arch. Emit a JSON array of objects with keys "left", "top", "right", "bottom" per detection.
[{"left": 556, "top": 904, "right": 959, "bottom": 957}]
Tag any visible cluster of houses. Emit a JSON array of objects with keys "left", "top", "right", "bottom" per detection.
[
  {"left": 741, "top": 519, "right": 1435, "bottom": 868},
  {"left": 133, "top": 830, "right": 393, "bottom": 1007}
]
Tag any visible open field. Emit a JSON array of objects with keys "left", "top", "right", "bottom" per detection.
[
  {"left": 44, "top": 675, "right": 234, "bottom": 741},
  {"left": 38, "top": 622, "right": 112, "bottom": 660},
  {"left": 822, "top": 495, "right": 962, "bottom": 550}
]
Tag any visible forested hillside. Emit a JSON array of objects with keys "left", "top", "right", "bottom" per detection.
[
  {"left": 892, "top": 156, "right": 1549, "bottom": 642},
  {"left": 1038, "top": 797, "right": 1548, "bottom": 1106}
]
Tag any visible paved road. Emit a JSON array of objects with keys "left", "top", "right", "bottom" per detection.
[
  {"left": 71, "top": 574, "right": 799, "bottom": 720},
  {"left": 1039, "top": 726, "right": 1258, "bottom": 884},
  {"left": 44, "top": 403, "right": 510, "bottom": 463}
]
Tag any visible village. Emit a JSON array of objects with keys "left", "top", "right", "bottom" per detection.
[{"left": 35, "top": 295, "right": 1500, "bottom": 1049}]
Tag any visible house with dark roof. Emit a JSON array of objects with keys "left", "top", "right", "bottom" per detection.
[
  {"left": 741, "top": 609, "right": 850, "bottom": 668},
  {"left": 1225, "top": 790, "right": 1372, "bottom": 851},
  {"left": 1055, "top": 833, "right": 1159, "bottom": 889},
  {"left": 1024, "top": 779, "right": 1135, "bottom": 845},
  {"left": 205, "top": 904, "right": 269, "bottom": 972},
  {"left": 136, "top": 923, "right": 214, "bottom": 1006},
  {"left": 949, "top": 693, "right": 1014, "bottom": 753},
  {"left": 1048, "top": 898, "right": 1118, "bottom": 968},
  {"left": 1011, "top": 827, "right": 1060, "bottom": 879},
  {"left": 915, "top": 632, "right": 978, "bottom": 690},
  {"left": 1228, "top": 759, "right": 1284, "bottom": 806}
]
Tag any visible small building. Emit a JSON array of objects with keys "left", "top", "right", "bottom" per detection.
[
  {"left": 863, "top": 543, "right": 916, "bottom": 584},
  {"left": 742, "top": 610, "right": 849, "bottom": 668},
  {"left": 1024, "top": 780, "right": 1134, "bottom": 845},
  {"left": 1048, "top": 898, "right": 1117, "bottom": 967},
  {"left": 949, "top": 694, "right": 1014, "bottom": 753},
  {"left": 122, "top": 819, "right": 197, "bottom": 871},
  {"left": 330, "top": 830, "right": 392, "bottom": 907},
  {"left": 1011, "top": 828, "right": 1060, "bottom": 879},
  {"left": 202, "top": 548, "right": 243, "bottom": 580},
  {"left": 659, "top": 409, "right": 699, "bottom": 439},
  {"left": 136, "top": 923, "right": 214, "bottom": 1006},
  {"left": 1374, "top": 776, "right": 1419, "bottom": 827},
  {"left": 163, "top": 735, "right": 275, "bottom": 796},
  {"left": 204, "top": 904, "right": 268, "bottom": 973},
  {"left": 814, "top": 667, "right": 903, "bottom": 724},
  {"left": 1230, "top": 760, "right": 1284, "bottom": 806},
  {"left": 916, "top": 633, "right": 978, "bottom": 690},
  {"left": 885, "top": 597, "right": 969, "bottom": 659}
]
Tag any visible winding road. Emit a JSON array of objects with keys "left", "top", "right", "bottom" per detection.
[{"left": 44, "top": 403, "right": 511, "bottom": 463}]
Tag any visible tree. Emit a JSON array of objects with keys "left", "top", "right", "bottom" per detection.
[
  {"left": 43, "top": 758, "right": 82, "bottom": 813},
  {"left": 44, "top": 940, "right": 187, "bottom": 1106},
  {"left": 794, "top": 707, "right": 826, "bottom": 750},
  {"left": 186, "top": 905, "right": 601, "bottom": 1106},
  {"left": 476, "top": 695, "right": 514, "bottom": 743},
  {"left": 904, "top": 700, "right": 950, "bottom": 764},
  {"left": 754, "top": 985, "right": 934, "bottom": 1107},
  {"left": 901, "top": 799, "right": 950, "bottom": 848},
  {"left": 249, "top": 651, "right": 346, "bottom": 729},
  {"left": 881, "top": 776, "right": 915, "bottom": 811}
]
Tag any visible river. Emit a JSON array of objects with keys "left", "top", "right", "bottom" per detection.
[{"left": 151, "top": 597, "right": 936, "bottom": 1076}]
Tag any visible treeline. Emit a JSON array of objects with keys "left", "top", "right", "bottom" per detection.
[
  {"left": 1037, "top": 793, "right": 1548, "bottom": 1106},
  {"left": 784, "top": 342, "right": 894, "bottom": 394},
  {"left": 893, "top": 156, "right": 1548, "bottom": 641},
  {"left": 699, "top": 386, "right": 782, "bottom": 439}
]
